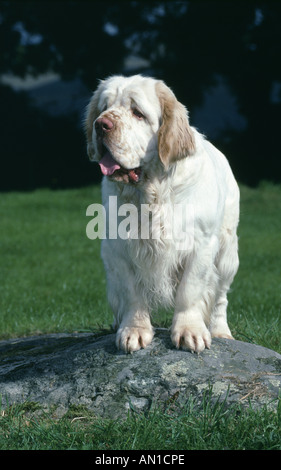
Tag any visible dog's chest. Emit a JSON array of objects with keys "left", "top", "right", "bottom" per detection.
[{"left": 107, "top": 179, "right": 187, "bottom": 307}]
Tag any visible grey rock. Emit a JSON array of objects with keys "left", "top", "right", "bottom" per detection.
[{"left": 0, "top": 329, "right": 280, "bottom": 419}]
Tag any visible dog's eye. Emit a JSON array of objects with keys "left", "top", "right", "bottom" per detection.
[{"left": 132, "top": 108, "right": 145, "bottom": 120}]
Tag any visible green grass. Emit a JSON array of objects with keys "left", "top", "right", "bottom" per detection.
[
  {"left": 0, "top": 181, "right": 280, "bottom": 450},
  {"left": 0, "top": 186, "right": 110, "bottom": 338},
  {"left": 228, "top": 182, "right": 281, "bottom": 353},
  {"left": 0, "top": 394, "right": 280, "bottom": 450}
]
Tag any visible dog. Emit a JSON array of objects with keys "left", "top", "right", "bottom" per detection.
[{"left": 84, "top": 74, "right": 239, "bottom": 353}]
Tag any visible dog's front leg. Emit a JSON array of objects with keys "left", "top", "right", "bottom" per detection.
[
  {"left": 102, "top": 240, "right": 154, "bottom": 353},
  {"left": 109, "top": 274, "right": 154, "bottom": 354},
  {"left": 171, "top": 240, "right": 218, "bottom": 353}
]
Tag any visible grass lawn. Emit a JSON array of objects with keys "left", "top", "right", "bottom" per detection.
[
  {"left": 0, "top": 186, "right": 109, "bottom": 338},
  {"left": 0, "top": 181, "right": 280, "bottom": 450}
]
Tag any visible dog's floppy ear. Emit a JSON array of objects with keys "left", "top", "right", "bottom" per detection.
[
  {"left": 84, "top": 81, "right": 104, "bottom": 161},
  {"left": 156, "top": 81, "right": 195, "bottom": 169}
]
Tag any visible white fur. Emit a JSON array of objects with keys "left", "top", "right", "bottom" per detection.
[{"left": 85, "top": 75, "right": 239, "bottom": 353}]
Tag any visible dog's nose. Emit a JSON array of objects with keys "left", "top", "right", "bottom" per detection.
[{"left": 95, "top": 117, "right": 114, "bottom": 134}]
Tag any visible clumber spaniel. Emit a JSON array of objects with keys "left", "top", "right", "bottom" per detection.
[{"left": 84, "top": 74, "right": 239, "bottom": 353}]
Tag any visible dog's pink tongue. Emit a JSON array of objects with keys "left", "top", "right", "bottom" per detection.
[{"left": 99, "top": 152, "right": 120, "bottom": 176}]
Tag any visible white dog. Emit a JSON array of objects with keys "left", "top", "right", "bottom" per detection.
[{"left": 84, "top": 74, "right": 239, "bottom": 353}]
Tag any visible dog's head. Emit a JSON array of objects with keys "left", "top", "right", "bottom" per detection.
[{"left": 84, "top": 75, "right": 195, "bottom": 183}]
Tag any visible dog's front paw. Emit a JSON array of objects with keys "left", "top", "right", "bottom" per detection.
[
  {"left": 171, "top": 323, "right": 211, "bottom": 353},
  {"left": 116, "top": 326, "right": 154, "bottom": 353}
]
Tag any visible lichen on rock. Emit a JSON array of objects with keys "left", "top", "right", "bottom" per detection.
[{"left": 0, "top": 329, "right": 280, "bottom": 418}]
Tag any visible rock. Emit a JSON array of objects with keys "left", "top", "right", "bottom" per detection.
[{"left": 0, "top": 329, "right": 280, "bottom": 419}]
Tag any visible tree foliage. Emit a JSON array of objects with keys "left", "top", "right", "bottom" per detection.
[{"left": 1, "top": 1, "right": 281, "bottom": 189}]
